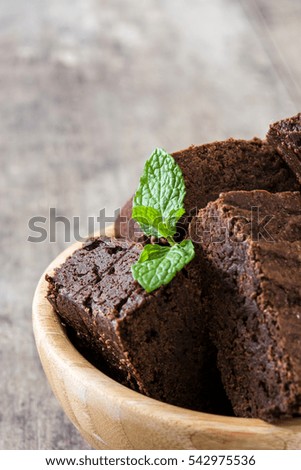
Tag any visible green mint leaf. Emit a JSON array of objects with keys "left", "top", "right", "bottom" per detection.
[
  {"left": 132, "top": 205, "right": 178, "bottom": 239},
  {"left": 166, "top": 207, "right": 186, "bottom": 234},
  {"left": 132, "top": 240, "right": 195, "bottom": 293},
  {"left": 133, "top": 148, "right": 186, "bottom": 232},
  {"left": 132, "top": 206, "right": 162, "bottom": 237}
]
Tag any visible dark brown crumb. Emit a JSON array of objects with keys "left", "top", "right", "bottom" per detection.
[
  {"left": 267, "top": 113, "right": 301, "bottom": 184},
  {"left": 115, "top": 138, "right": 299, "bottom": 241},
  {"left": 190, "top": 190, "right": 301, "bottom": 422},
  {"left": 46, "top": 235, "right": 232, "bottom": 415}
]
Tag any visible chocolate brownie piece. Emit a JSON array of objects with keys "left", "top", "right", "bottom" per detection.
[
  {"left": 190, "top": 190, "right": 301, "bottom": 421},
  {"left": 46, "top": 236, "right": 231, "bottom": 414},
  {"left": 267, "top": 113, "right": 301, "bottom": 184},
  {"left": 115, "top": 139, "right": 299, "bottom": 241}
]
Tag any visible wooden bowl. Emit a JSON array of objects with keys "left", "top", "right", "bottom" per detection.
[{"left": 32, "top": 227, "right": 301, "bottom": 450}]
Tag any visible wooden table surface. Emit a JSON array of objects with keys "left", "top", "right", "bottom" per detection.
[{"left": 1, "top": 0, "right": 300, "bottom": 450}]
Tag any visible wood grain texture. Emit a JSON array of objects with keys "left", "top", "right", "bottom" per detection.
[
  {"left": 32, "top": 231, "right": 301, "bottom": 450},
  {"left": 1, "top": 0, "right": 301, "bottom": 449}
]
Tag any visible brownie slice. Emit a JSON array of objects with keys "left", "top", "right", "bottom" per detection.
[
  {"left": 46, "top": 236, "right": 231, "bottom": 414},
  {"left": 115, "top": 138, "right": 299, "bottom": 241},
  {"left": 190, "top": 190, "right": 301, "bottom": 421},
  {"left": 267, "top": 113, "right": 301, "bottom": 184}
]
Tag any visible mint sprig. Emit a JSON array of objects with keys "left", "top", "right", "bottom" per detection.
[{"left": 131, "top": 148, "right": 195, "bottom": 293}]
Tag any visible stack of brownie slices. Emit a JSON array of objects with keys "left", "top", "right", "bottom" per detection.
[{"left": 47, "top": 114, "right": 301, "bottom": 422}]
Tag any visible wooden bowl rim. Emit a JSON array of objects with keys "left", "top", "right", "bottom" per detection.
[{"left": 32, "top": 226, "right": 301, "bottom": 437}]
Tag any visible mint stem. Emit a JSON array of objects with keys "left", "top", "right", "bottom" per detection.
[{"left": 166, "top": 236, "right": 176, "bottom": 247}]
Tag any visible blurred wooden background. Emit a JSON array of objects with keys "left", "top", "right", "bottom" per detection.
[{"left": 1, "top": 0, "right": 300, "bottom": 449}]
